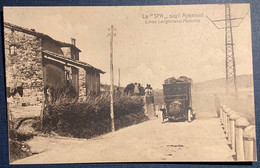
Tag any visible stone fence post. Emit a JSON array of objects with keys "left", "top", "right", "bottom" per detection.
[
  {"left": 221, "top": 105, "right": 227, "bottom": 125},
  {"left": 229, "top": 112, "right": 240, "bottom": 152},
  {"left": 215, "top": 95, "right": 220, "bottom": 117},
  {"left": 217, "top": 101, "right": 256, "bottom": 161},
  {"left": 226, "top": 109, "right": 234, "bottom": 144},
  {"left": 243, "top": 125, "right": 257, "bottom": 161},
  {"left": 219, "top": 105, "right": 224, "bottom": 124},
  {"left": 155, "top": 105, "right": 159, "bottom": 117},
  {"left": 159, "top": 105, "right": 166, "bottom": 123},
  {"left": 222, "top": 107, "right": 229, "bottom": 134},
  {"left": 235, "top": 117, "right": 249, "bottom": 161}
]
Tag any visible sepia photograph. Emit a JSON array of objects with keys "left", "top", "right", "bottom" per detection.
[{"left": 3, "top": 3, "right": 256, "bottom": 164}]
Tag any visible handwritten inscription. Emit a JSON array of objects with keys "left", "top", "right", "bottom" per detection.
[{"left": 142, "top": 13, "right": 204, "bottom": 24}]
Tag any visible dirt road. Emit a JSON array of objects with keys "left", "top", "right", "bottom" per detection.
[{"left": 13, "top": 115, "right": 234, "bottom": 164}]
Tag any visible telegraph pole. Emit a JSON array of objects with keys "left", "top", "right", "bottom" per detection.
[
  {"left": 109, "top": 25, "right": 116, "bottom": 132},
  {"left": 206, "top": 4, "right": 248, "bottom": 94}
]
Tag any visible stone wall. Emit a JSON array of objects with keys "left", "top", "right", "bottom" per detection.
[
  {"left": 61, "top": 47, "right": 80, "bottom": 60},
  {"left": 79, "top": 68, "right": 86, "bottom": 101},
  {"left": 61, "top": 47, "right": 71, "bottom": 58},
  {"left": 4, "top": 27, "right": 44, "bottom": 106}
]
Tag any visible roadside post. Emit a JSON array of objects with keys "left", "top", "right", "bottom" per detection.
[
  {"left": 235, "top": 117, "right": 249, "bottom": 161},
  {"left": 219, "top": 105, "right": 223, "bottom": 124},
  {"left": 226, "top": 109, "right": 234, "bottom": 144},
  {"left": 223, "top": 107, "right": 228, "bottom": 134},
  {"left": 243, "top": 125, "right": 257, "bottom": 161},
  {"left": 229, "top": 112, "right": 240, "bottom": 152}
]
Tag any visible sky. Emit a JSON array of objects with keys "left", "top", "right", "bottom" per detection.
[{"left": 4, "top": 4, "right": 253, "bottom": 89}]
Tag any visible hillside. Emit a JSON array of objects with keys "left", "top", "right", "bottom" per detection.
[
  {"left": 193, "top": 74, "right": 254, "bottom": 92},
  {"left": 153, "top": 74, "right": 254, "bottom": 105},
  {"left": 100, "top": 84, "right": 124, "bottom": 92}
]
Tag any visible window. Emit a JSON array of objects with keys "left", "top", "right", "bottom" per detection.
[
  {"left": 9, "top": 45, "right": 17, "bottom": 56},
  {"left": 71, "top": 53, "right": 75, "bottom": 59}
]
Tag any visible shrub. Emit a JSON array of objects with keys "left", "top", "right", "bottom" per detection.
[
  {"left": 9, "top": 139, "right": 32, "bottom": 163},
  {"left": 45, "top": 83, "right": 78, "bottom": 105},
  {"left": 8, "top": 110, "right": 33, "bottom": 162},
  {"left": 42, "top": 94, "right": 148, "bottom": 138}
]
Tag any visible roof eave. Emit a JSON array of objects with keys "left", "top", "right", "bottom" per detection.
[{"left": 43, "top": 50, "right": 105, "bottom": 74}]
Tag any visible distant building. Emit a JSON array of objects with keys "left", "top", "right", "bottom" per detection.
[{"left": 4, "top": 22, "right": 105, "bottom": 107}]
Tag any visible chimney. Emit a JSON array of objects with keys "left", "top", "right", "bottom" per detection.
[{"left": 71, "top": 38, "right": 76, "bottom": 46}]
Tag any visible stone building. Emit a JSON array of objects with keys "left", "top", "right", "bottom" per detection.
[{"left": 4, "top": 22, "right": 105, "bottom": 107}]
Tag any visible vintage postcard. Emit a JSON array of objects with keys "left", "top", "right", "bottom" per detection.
[{"left": 3, "top": 4, "right": 256, "bottom": 164}]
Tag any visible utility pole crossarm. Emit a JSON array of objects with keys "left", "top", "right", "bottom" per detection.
[
  {"left": 206, "top": 16, "right": 246, "bottom": 29},
  {"left": 206, "top": 9, "right": 248, "bottom": 28},
  {"left": 209, "top": 17, "right": 244, "bottom": 22}
]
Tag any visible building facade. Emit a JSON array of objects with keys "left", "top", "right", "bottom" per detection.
[{"left": 4, "top": 22, "right": 104, "bottom": 107}]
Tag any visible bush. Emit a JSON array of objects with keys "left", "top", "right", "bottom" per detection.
[
  {"left": 45, "top": 83, "right": 78, "bottom": 105},
  {"left": 8, "top": 113, "right": 33, "bottom": 162},
  {"left": 9, "top": 139, "right": 32, "bottom": 163},
  {"left": 43, "top": 94, "right": 148, "bottom": 138}
]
